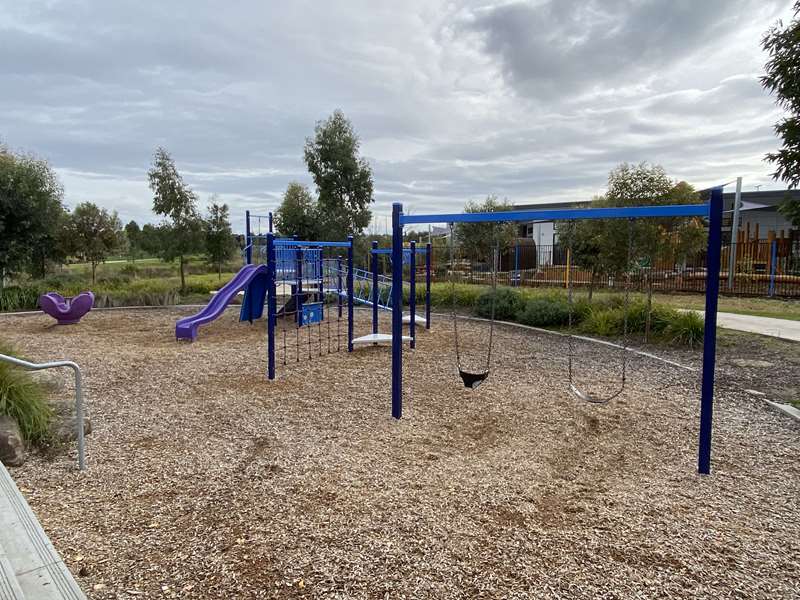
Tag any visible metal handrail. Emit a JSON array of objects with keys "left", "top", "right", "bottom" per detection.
[{"left": 0, "top": 354, "right": 85, "bottom": 470}]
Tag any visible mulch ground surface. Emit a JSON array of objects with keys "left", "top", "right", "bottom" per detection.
[{"left": 1, "top": 307, "right": 798, "bottom": 599}]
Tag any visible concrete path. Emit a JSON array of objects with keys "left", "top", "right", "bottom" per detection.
[
  {"left": 0, "top": 462, "right": 86, "bottom": 599},
  {"left": 689, "top": 310, "right": 800, "bottom": 342}
]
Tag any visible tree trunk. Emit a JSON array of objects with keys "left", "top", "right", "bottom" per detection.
[
  {"left": 218, "top": 262, "right": 222, "bottom": 280},
  {"left": 91, "top": 262, "right": 97, "bottom": 284},
  {"left": 179, "top": 255, "right": 186, "bottom": 292},
  {"left": 588, "top": 267, "right": 596, "bottom": 301}
]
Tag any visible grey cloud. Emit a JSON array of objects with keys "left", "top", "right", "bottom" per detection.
[
  {"left": 0, "top": 0, "right": 792, "bottom": 231},
  {"left": 467, "top": 0, "right": 787, "bottom": 99}
]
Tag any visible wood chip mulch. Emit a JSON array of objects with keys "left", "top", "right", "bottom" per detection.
[{"left": 1, "top": 307, "right": 799, "bottom": 599}]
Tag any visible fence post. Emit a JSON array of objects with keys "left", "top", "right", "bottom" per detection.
[
  {"left": 768, "top": 239, "right": 778, "bottom": 297},
  {"left": 268, "top": 211, "right": 273, "bottom": 233}
]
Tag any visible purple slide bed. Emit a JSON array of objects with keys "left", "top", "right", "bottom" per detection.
[
  {"left": 39, "top": 291, "right": 95, "bottom": 325},
  {"left": 175, "top": 264, "right": 267, "bottom": 341}
]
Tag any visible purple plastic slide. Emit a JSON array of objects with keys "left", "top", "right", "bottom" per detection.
[
  {"left": 175, "top": 264, "right": 268, "bottom": 341},
  {"left": 39, "top": 291, "right": 94, "bottom": 325}
]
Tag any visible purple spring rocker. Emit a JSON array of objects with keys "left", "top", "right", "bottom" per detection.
[{"left": 39, "top": 291, "right": 95, "bottom": 325}]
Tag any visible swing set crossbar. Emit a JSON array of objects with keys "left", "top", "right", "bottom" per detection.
[{"left": 399, "top": 202, "right": 709, "bottom": 225}]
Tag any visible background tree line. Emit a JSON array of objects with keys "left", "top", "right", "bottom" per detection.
[{"left": 0, "top": 144, "right": 238, "bottom": 290}]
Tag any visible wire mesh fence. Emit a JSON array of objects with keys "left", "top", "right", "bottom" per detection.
[{"left": 428, "top": 239, "right": 800, "bottom": 297}]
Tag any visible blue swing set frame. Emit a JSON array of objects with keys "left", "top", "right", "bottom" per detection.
[{"left": 390, "top": 188, "right": 725, "bottom": 475}]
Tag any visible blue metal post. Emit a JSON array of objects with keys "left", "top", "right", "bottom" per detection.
[
  {"left": 425, "top": 242, "right": 431, "bottom": 330},
  {"left": 768, "top": 239, "right": 778, "bottom": 297},
  {"left": 698, "top": 188, "right": 723, "bottom": 475},
  {"left": 266, "top": 232, "right": 276, "bottom": 380},
  {"left": 337, "top": 256, "right": 343, "bottom": 318},
  {"left": 391, "top": 203, "right": 403, "bottom": 419},
  {"left": 295, "top": 236, "right": 303, "bottom": 326},
  {"left": 347, "top": 236, "right": 354, "bottom": 352},
  {"left": 245, "top": 210, "right": 252, "bottom": 265},
  {"left": 318, "top": 249, "right": 324, "bottom": 320},
  {"left": 371, "top": 241, "right": 379, "bottom": 336},
  {"left": 409, "top": 241, "right": 416, "bottom": 349},
  {"left": 268, "top": 211, "right": 273, "bottom": 233}
]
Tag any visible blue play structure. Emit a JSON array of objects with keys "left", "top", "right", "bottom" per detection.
[
  {"left": 388, "top": 190, "right": 727, "bottom": 476},
  {"left": 349, "top": 241, "right": 431, "bottom": 347}
]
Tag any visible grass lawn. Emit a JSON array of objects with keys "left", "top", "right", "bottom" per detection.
[{"left": 648, "top": 293, "right": 800, "bottom": 321}]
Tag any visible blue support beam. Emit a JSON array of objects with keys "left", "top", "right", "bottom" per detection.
[
  {"left": 425, "top": 242, "right": 431, "bottom": 330},
  {"left": 409, "top": 241, "right": 416, "bottom": 349},
  {"left": 400, "top": 203, "right": 709, "bottom": 226},
  {"left": 347, "top": 236, "right": 354, "bottom": 352},
  {"left": 372, "top": 241, "right": 379, "bottom": 337},
  {"left": 266, "top": 233, "right": 276, "bottom": 380},
  {"left": 698, "top": 188, "right": 724, "bottom": 475},
  {"left": 391, "top": 203, "right": 403, "bottom": 419},
  {"left": 274, "top": 240, "right": 353, "bottom": 248}
]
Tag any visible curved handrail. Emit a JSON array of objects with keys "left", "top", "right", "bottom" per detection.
[{"left": 0, "top": 354, "right": 85, "bottom": 470}]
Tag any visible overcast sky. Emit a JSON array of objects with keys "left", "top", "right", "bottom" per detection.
[{"left": 0, "top": 0, "right": 794, "bottom": 233}]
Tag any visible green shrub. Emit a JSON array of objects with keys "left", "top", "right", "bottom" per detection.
[
  {"left": 580, "top": 307, "right": 624, "bottom": 337},
  {"left": 427, "top": 283, "right": 485, "bottom": 309},
  {"left": 0, "top": 286, "right": 42, "bottom": 312},
  {"left": 0, "top": 342, "right": 52, "bottom": 445},
  {"left": 475, "top": 286, "right": 523, "bottom": 320},
  {"left": 662, "top": 310, "right": 705, "bottom": 348},
  {"left": 517, "top": 297, "right": 570, "bottom": 327},
  {"left": 119, "top": 263, "right": 139, "bottom": 278}
]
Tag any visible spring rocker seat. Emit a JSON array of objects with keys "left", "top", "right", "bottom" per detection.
[{"left": 39, "top": 291, "right": 95, "bottom": 325}]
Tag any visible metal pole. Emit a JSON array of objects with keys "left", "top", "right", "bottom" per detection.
[
  {"left": 410, "top": 241, "right": 416, "bottom": 349},
  {"left": 425, "top": 242, "right": 432, "bottom": 330},
  {"left": 318, "top": 249, "right": 324, "bottom": 320},
  {"left": 245, "top": 210, "right": 252, "bottom": 265},
  {"left": 295, "top": 236, "right": 303, "bottom": 327},
  {"left": 267, "top": 232, "right": 276, "bottom": 380},
  {"left": 268, "top": 211, "right": 273, "bottom": 233},
  {"left": 391, "top": 203, "right": 403, "bottom": 419},
  {"left": 347, "top": 236, "right": 354, "bottom": 352},
  {"left": 372, "top": 241, "right": 379, "bottom": 336},
  {"left": 0, "top": 355, "right": 85, "bottom": 471},
  {"left": 337, "top": 256, "right": 343, "bottom": 319},
  {"left": 768, "top": 239, "right": 778, "bottom": 297},
  {"left": 727, "top": 177, "right": 742, "bottom": 290},
  {"left": 514, "top": 240, "right": 520, "bottom": 286},
  {"left": 698, "top": 188, "right": 723, "bottom": 475}
]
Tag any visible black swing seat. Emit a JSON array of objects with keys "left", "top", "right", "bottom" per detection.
[
  {"left": 569, "top": 384, "right": 611, "bottom": 405},
  {"left": 460, "top": 370, "right": 489, "bottom": 389}
]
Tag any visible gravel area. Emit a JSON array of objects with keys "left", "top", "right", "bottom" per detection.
[{"left": 1, "top": 306, "right": 799, "bottom": 599}]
